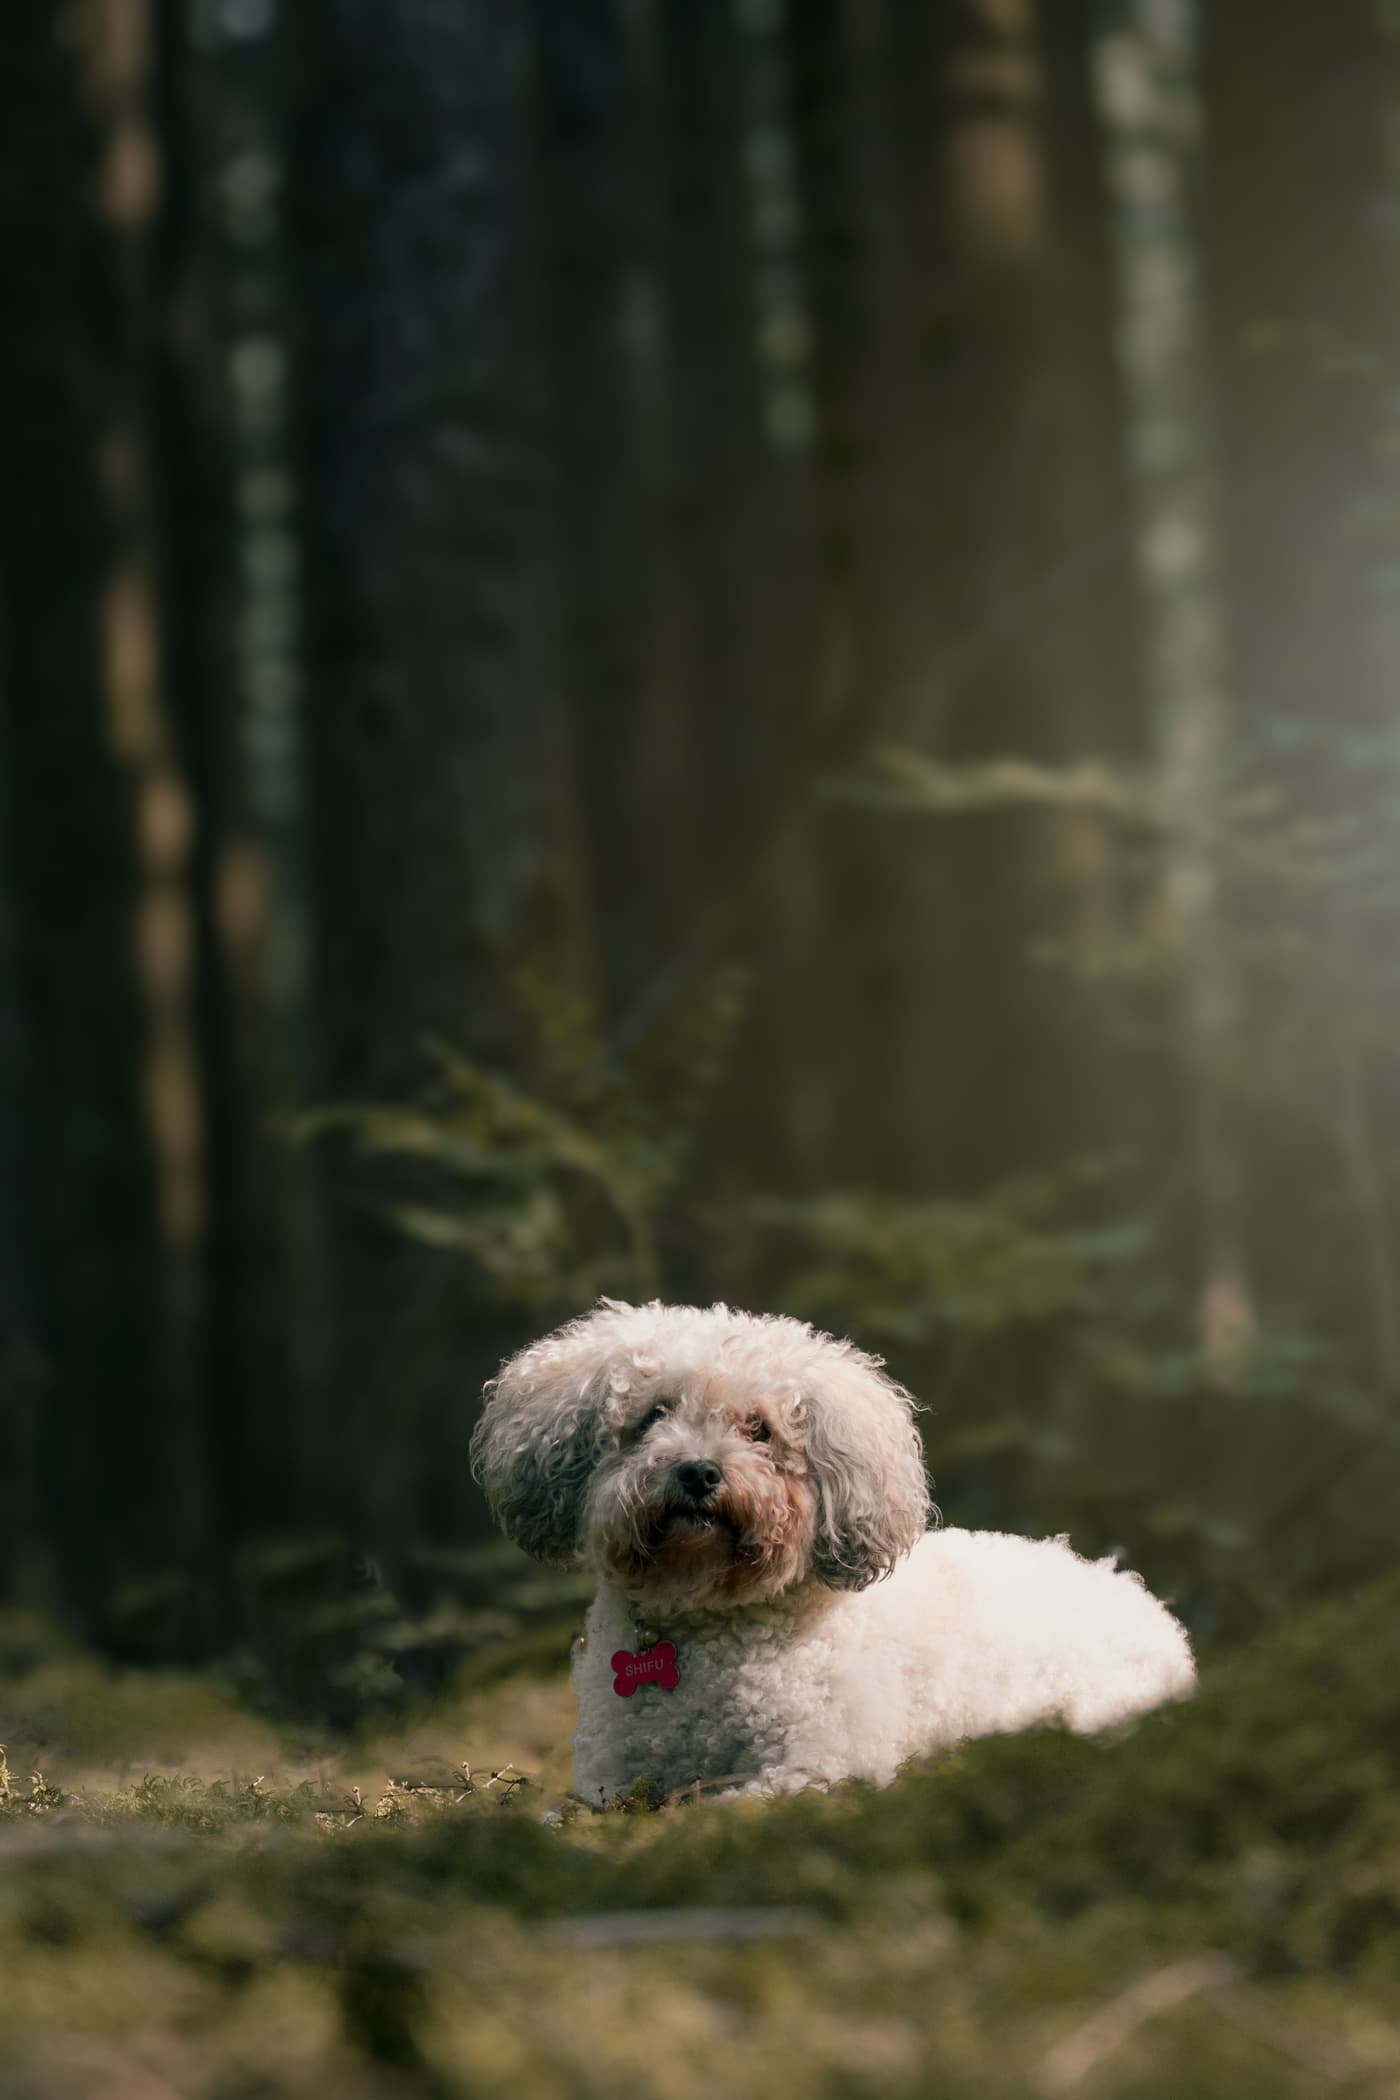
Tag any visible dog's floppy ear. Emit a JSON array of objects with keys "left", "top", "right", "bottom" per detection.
[
  {"left": 470, "top": 1326, "right": 607, "bottom": 1565},
  {"left": 801, "top": 1346, "right": 931, "bottom": 1590}
]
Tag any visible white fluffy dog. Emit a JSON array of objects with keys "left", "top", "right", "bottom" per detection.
[{"left": 472, "top": 1300, "right": 1194, "bottom": 1802}]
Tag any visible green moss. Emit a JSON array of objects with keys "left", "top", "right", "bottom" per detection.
[{"left": 2, "top": 1577, "right": 1399, "bottom": 2095}]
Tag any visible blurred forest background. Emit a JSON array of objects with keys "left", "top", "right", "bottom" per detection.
[{"left": 4, "top": 0, "right": 1400, "bottom": 1707}]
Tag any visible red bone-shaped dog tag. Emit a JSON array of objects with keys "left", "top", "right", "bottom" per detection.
[{"left": 611, "top": 1641, "right": 680, "bottom": 1697}]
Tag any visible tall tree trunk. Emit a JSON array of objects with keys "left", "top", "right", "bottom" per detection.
[
  {"left": 0, "top": 0, "right": 210, "bottom": 1627},
  {"left": 1201, "top": 0, "right": 1400, "bottom": 1387},
  {"left": 532, "top": 0, "right": 829, "bottom": 1276},
  {"left": 790, "top": 0, "right": 1139, "bottom": 1197},
  {"left": 532, "top": 0, "right": 692, "bottom": 1031},
  {"left": 291, "top": 1, "right": 592, "bottom": 1549},
  {"left": 1024, "top": 0, "right": 1146, "bottom": 1164},
  {"left": 789, "top": 0, "right": 955, "bottom": 1196},
  {"left": 727, "top": 0, "right": 833, "bottom": 1214},
  {"left": 1096, "top": 0, "right": 1253, "bottom": 1378},
  {"left": 152, "top": 0, "right": 330, "bottom": 1552},
  {"left": 0, "top": 611, "right": 39, "bottom": 1606},
  {"left": 645, "top": 0, "right": 829, "bottom": 1219}
]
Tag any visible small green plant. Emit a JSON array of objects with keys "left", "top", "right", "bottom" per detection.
[{"left": 299, "top": 959, "right": 749, "bottom": 1314}]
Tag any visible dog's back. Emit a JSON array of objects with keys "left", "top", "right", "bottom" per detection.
[{"left": 572, "top": 1528, "right": 1194, "bottom": 1801}]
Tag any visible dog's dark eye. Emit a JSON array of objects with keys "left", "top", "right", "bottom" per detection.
[
  {"left": 746, "top": 1416, "right": 772, "bottom": 1444},
  {"left": 634, "top": 1403, "right": 670, "bottom": 1438}
]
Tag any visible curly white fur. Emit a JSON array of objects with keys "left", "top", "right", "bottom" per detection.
[{"left": 472, "top": 1300, "right": 1195, "bottom": 1800}]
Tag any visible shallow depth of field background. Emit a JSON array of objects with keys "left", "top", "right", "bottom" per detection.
[{"left": 4, "top": 4, "right": 1400, "bottom": 2096}]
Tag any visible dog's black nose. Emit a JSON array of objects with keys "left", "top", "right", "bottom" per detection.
[{"left": 675, "top": 1459, "right": 723, "bottom": 1502}]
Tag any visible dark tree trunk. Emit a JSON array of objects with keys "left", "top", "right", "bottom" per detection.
[
  {"left": 291, "top": 0, "right": 592, "bottom": 1547},
  {"left": 532, "top": 0, "right": 658, "bottom": 1024},
  {"left": 789, "top": 0, "right": 941, "bottom": 1194},
  {"left": 0, "top": 604, "right": 39, "bottom": 1607},
  {"left": 642, "top": 0, "right": 830, "bottom": 1224},
  {"left": 532, "top": 0, "right": 831, "bottom": 1300},
  {"left": 789, "top": 0, "right": 1136, "bottom": 1199},
  {"left": 0, "top": 1, "right": 200, "bottom": 1627},
  {"left": 151, "top": 0, "right": 331, "bottom": 1556}
]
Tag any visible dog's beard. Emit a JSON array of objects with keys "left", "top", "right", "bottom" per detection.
[{"left": 585, "top": 1453, "right": 816, "bottom": 1608}]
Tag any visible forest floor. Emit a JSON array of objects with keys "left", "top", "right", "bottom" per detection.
[{"left": 2, "top": 1576, "right": 1400, "bottom": 2100}]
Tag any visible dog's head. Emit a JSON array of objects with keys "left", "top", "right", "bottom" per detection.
[{"left": 470, "top": 1300, "right": 932, "bottom": 1608}]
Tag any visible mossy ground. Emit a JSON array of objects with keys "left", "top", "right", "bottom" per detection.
[{"left": 3, "top": 1581, "right": 1400, "bottom": 2098}]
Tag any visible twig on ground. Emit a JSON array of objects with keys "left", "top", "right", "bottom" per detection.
[
  {"left": 1038, "top": 1953, "right": 1239, "bottom": 2092},
  {"left": 1040, "top": 1954, "right": 1376, "bottom": 2094}
]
